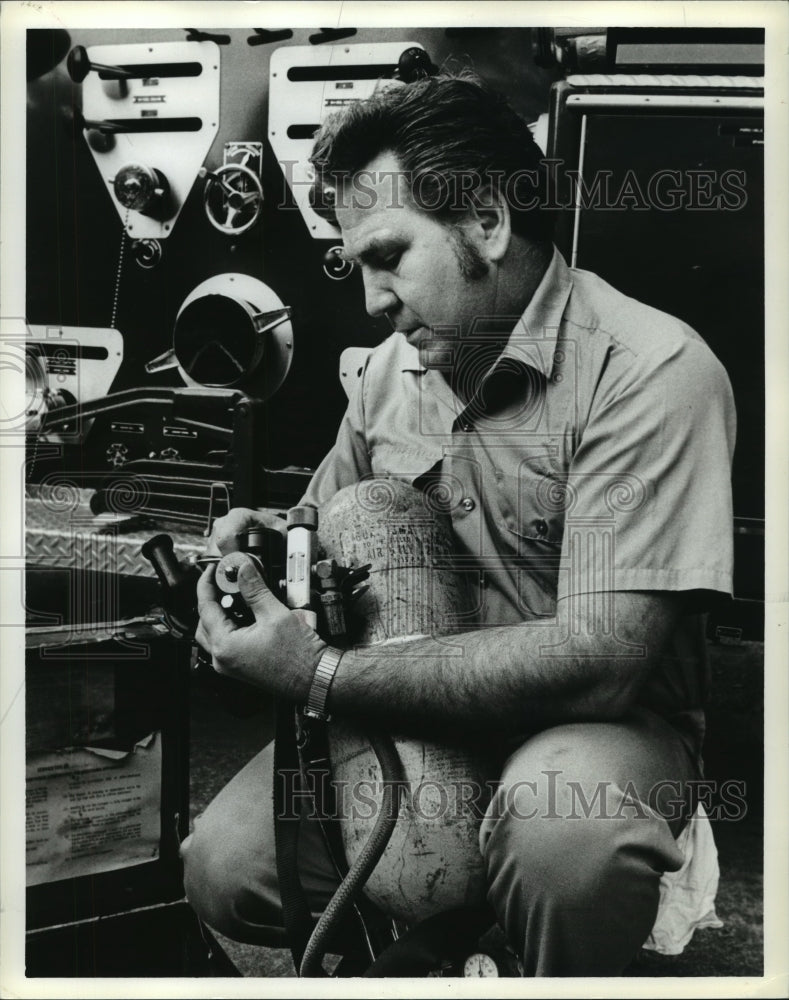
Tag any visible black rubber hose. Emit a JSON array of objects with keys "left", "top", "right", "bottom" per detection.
[{"left": 298, "top": 731, "right": 405, "bottom": 977}]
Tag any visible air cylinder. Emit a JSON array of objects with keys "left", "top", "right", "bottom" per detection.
[{"left": 317, "top": 478, "right": 500, "bottom": 924}]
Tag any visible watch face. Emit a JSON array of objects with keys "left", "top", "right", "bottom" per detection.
[{"left": 462, "top": 952, "right": 499, "bottom": 977}]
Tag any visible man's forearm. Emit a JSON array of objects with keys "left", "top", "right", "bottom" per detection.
[
  {"left": 197, "top": 561, "right": 681, "bottom": 739},
  {"left": 328, "top": 591, "right": 679, "bottom": 739}
]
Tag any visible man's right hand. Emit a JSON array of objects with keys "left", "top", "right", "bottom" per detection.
[{"left": 206, "top": 507, "right": 288, "bottom": 557}]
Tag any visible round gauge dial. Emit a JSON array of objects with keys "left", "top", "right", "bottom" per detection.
[{"left": 462, "top": 952, "right": 499, "bottom": 977}]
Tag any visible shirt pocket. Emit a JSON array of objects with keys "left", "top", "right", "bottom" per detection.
[{"left": 501, "top": 462, "right": 566, "bottom": 617}]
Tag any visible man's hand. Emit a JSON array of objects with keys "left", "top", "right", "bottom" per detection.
[
  {"left": 195, "top": 556, "right": 327, "bottom": 702},
  {"left": 206, "top": 507, "right": 288, "bottom": 558}
]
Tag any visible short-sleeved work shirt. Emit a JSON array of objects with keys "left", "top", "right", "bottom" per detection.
[{"left": 304, "top": 247, "right": 736, "bottom": 753}]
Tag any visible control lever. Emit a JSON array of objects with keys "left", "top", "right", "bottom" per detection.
[
  {"left": 309, "top": 28, "right": 357, "bottom": 45},
  {"left": 141, "top": 533, "right": 200, "bottom": 638},
  {"left": 80, "top": 117, "right": 124, "bottom": 134},
  {"left": 185, "top": 28, "right": 231, "bottom": 45},
  {"left": 67, "top": 45, "right": 132, "bottom": 83},
  {"left": 248, "top": 29, "right": 294, "bottom": 46}
]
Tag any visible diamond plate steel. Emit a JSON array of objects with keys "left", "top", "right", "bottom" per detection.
[{"left": 26, "top": 487, "right": 207, "bottom": 577}]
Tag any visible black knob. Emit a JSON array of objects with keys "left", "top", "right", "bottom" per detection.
[
  {"left": 67, "top": 45, "right": 132, "bottom": 84},
  {"left": 87, "top": 128, "right": 116, "bottom": 152},
  {"left": 397, "top": 47, "right": 437, "bottom": 83},
  {"left": 142, "top": 533, "right": 200, "bottom": 637},
  {"left": 142, "top": 534, "right": 186, "bottom": 591}
]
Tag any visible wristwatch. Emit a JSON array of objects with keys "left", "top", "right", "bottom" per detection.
[{"left": 303, "top": 646, "right": 344, "bottom": 721}]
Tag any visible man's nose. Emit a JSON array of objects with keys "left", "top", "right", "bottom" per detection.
[{"left": 363, "top": 271, "right": 398, "bottom": 318}]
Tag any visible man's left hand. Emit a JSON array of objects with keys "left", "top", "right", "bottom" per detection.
[{"left": 195, "top": 557, "right": 327, "bottom": 701}]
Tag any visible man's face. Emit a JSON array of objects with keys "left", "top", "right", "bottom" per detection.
[{"left": 335, "top": 152, "right": 499, "bottom": 369}]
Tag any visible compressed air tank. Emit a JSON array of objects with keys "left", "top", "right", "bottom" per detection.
[{"left": 317, "top": 478, "right": 501, "bottom": 924}]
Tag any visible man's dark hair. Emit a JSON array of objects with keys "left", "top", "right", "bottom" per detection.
[{"left": 309, "top": 72, "right": 554, "bottom": 244}]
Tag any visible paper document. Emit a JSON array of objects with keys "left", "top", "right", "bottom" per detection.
[{"left": 26, "top": 732, "right": 162, "bottom": 886}]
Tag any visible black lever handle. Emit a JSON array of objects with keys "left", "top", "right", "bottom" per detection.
[
  {"left": 141, "top": 533, "right": 200, "bottom": 638},
  {"left": 309, "top": 28, "right": 357, "bottom": 45},
  {"left": 67, "top": 45, "right": 132, "bottom": 83},
  {"left": 142, "top": 534, "right": 190, "bottom": 591},
  {"left": 185, "top": 28, "right": 231, "bottom": 45},
  {"left": 248, "top": 28, "right": 294, "bottom": 46}
]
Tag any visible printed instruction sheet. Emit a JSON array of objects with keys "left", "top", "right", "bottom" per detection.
[{"left": 26, "top": 732, "right": 162, "bottom": 886}]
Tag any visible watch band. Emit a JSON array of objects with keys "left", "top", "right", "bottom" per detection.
[{"left": 303, "top": 646, "right": 344, "bottom": 721}]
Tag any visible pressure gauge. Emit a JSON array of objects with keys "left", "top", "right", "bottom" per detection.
[
  {"left": 201, "top": 163, "right": 264, "bottom": 234},
  {"left": 462, "top": 952, "right": 499, "bottom": 977}
]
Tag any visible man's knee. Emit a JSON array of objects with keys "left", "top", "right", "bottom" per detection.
[
  {"left": 181, "top": 811, "right": 269, "bottom": 941},
  {"left": 480, "top": 721, "right": 687, "bottom": 908},
  {"left": 483, "top": 779, "right": 632, "bottom": 913},
  {"left": 179, "top": 744, "right": 282, "bottom": 942},
  {"left": 180, "top": 821, "right": 233, "bottom": 935}
]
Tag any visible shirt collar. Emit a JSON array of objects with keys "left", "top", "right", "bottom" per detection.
[
  {"left": 499, "top": 245, "right": 573, "bottom": 380},
  {"left": 399, "top": 245, "right": 573, "bottom": 383}
]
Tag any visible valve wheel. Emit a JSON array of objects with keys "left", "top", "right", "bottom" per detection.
[{"left": 202, "top": 163, "right": 264, "bottom": 235}]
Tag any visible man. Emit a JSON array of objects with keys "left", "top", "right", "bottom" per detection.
[{"left": 183, "top": 74, "right": 736, "bottom": 975}]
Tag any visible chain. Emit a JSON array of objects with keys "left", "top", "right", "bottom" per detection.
[
  {"left": 26, "top": 426, "right": 41, "bottom": 483},
  {"left": 110, "top": 207, "right": 130, "bottom": 329}
]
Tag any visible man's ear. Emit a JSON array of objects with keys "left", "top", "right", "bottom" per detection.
[{"left": 469, "top": 184, "right": 511, "bottom": 263}]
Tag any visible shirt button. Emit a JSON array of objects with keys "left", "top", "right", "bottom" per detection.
[
  {"left": 535, "top": 519, "right": 548, "bottom": 535},
  {"left": 461, "top": 497, "right": 476, "bottom": 512},
  {"left": 460, "top": 421, "right": 473, "bottom": 432}
]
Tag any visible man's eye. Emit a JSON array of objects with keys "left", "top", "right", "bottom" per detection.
[{"left": 381, "top": 250, "right": 402, "bottom": 270}]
